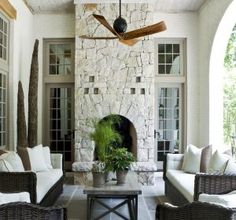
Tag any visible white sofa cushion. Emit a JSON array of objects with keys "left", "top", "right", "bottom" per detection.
[
  {"left": 166, "top": 169, "right": 195, "bottom": 202},
  {"left": 207, "top": 150, "right": 230, "bottom": 173},
  {"left": 0, "top": 192, "right": 30, "bottom": 205},
  {"left": 199, "top": 190, "right": 236, "bottom": 208},
  {"left": 182, "top": 145, "right": 202, "bottom": 173},
  {"left": 0, "top": 159, "right": 13, "bottom": 172},
  {"left": 42, "top": 146, "right": 53, "bottom": 169},
  {"left": 224, "top": 160, "right": 236, "bottom": 175},
  {"left": 27, "top": 145, "right": 49, "bottom": 172},
  {"left": 0, "top": 152, "right": 24, "bottom": 172},
  {"left": 166, "top": 154, "right": 184, "bottom": 170},
  {"left": 36, "top": 169, "right": 63, "bottom": 203}
]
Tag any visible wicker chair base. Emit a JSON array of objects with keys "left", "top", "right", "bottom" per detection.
[
  {"left": 0, "top": 202, "right": 67, "bottom": 220},
  {"left": 165, "top": 179, "right": 189, "bottom": 206},
  {"left": 156, "top": 201, "right": 236, "bottom": 220}
]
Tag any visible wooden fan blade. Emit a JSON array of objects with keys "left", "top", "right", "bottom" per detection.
[
  {"left": 119, "top": 39, "right": 139, "bottom": 46},
  {"left": 122, "top": 21, "right": 167, "bottom": 40},
  {"left": 80, "top": 35, "right": 118, "bottom": 40},
  {"left": 93, "top": 14, "right": 120, "bottom": 37}
]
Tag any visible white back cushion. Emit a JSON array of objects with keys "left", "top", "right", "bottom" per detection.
[
  {"left": 0, "top": 152, "right": 24, "bottom": 172},
  {"left": 182, "top": 144, "right": 202, "bottom": 173},
  {"left": 42, "top": 146, "right": 53, "bottom": 169},
  {"left": 207, "top": 150, "right": 230, "bottom": 173},
  {"left": 224, "top": 160, "right": 236, "bottom": 175},
  {"left": 0, "top": 158, "right": 13, "bottom": 172},
  {"left": 27, "top": 145, "right": 48, "bottom": 172}
]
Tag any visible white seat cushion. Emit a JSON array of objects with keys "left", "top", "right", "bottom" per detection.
[
  {"left": 36, "top": 169, "right": 63, "bottom": 203},
  {"left": 0, "top": 192, "right": 30, "bottom": 205},
  {"left": 199, "top": 190, "right": 236, "bottom": 208},
  {"left": 166, "top": 169, "right": 195, "bottom": 202}
]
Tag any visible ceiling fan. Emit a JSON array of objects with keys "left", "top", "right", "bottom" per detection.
[{"left": 80, "top": 0, "right": 167, "bottom": 46}]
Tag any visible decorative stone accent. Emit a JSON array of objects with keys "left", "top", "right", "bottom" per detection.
[{"left": 73, "top": 3, "right": 157, "bottom": 185}]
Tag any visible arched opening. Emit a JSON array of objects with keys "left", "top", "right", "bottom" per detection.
[
  {"left": 94, "top": 114, "right": 137, "bottom": 159},
  {"left": 209, "top": 0, "right": 236, "bottom": 150}
]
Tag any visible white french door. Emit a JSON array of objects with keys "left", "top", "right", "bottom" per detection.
[{"left": 155, "top": 84, "right": 183, "bottom": 169}]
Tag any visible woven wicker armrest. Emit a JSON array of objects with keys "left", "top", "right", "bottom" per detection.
[
  {"left": 0, "top": 202, "right": 67, "bottom": 220},
  {"left": 0, "top": 172, "right": 37, "bottom": 204},
  {"left": 194, "top": 173, "right": 236, "bottom": 201},
  {"left": 156, "top": 201, "right": 236, "bottom": 220}
]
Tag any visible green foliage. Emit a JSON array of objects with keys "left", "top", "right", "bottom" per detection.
[
  {"left": 90, "top": 115, "right": 122, "bottom": 162},
  {"left": 223, "top": 71, "right": 236, "bottom": 144},
  {"left": 224, "top": 25, "right": 236, "bottom": 71},
  {"left": 106, "top": 148, "right": 135, "bottom": 171}
]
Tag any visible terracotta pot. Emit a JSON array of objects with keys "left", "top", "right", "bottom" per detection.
[
  {"left": 116, "top": 170, "right": 128, "bottom": 185},
  {"left": 92, "top": 172, "right": 105, "bottom": 187}
]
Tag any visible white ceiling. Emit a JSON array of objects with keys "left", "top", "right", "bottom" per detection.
[{"left": 24, "top": 0, "right": 207, "bottom": 14}]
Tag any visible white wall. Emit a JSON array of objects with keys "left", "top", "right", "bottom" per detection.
[
  {"left": 198, "top": 0, "right": 234, "bottom": 149},
  {"left": 33, "top": 14, "right": 75, "bottom": 143},
  {"left": 8, "top": 0, "right": 34, "bottom": 150},
  {"left": 154, "top": 12, "right": 199, "bottom": 147}
]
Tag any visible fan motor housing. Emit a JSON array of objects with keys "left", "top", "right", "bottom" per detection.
[{"left": 113, "top": 16, "right": 127, "bottom": 33}]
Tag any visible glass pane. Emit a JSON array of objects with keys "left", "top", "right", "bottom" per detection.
[
  {"left": 170, "top": 56, "right": 180, "bottom": 74},
  {"left": 3, "top": 21, "right": 7, "bottom": 34},
  {"left": 158, "top": 65, "right": 165, "bottom": 74},
  {"left": 65, "top": 65, "right": 71, "bottom": 75},
  {"left": 173, "top": 44, "right": 179, "bottom": 53},
  {"left": 49, "top": 65, "right": 56, "bottom": 75},
  {"left": 58, "top": 65, "right": 65, "bottom": 75},
  {"left": 0, "top": 32, "right": 3, "bottom": 45},
  {"left": 64, "top": 44, "right": 71, "bottom": 54},
  {"left": 158, "top": 55, "right": 165, "bottom": 63},
  {"left": 57, "top": 45, "right": 64, "bottom": 54},
  {"left": 166, "top": 55, "right": 172, "bottom": 63},
  {"left": 49, "top": 45, "right": 57, "bottom": 54},
  {"left": 166, "top": 44, "right": 172, "bottom": 53},
  {"left": 0, "top": 19, "right": 3, "bottom": 31},
  {"left": 158, "top": 44, "right": 165, "bottom": 53},
  {"left": 57, "top": 55, "right": 64, "bottom": 65},
  {"left": 64, "top": 56, "right": 71, "bottom": 65},
  {"left": 50, "top": 55, "right": 57, "bottom": 64}
]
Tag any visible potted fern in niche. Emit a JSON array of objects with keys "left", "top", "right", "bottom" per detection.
[
  {"left": 106, "top": 147, "right": 135, "bottom": 185},
  {"left": 90, "top": 115, "right": 122, "bottom": 186}
]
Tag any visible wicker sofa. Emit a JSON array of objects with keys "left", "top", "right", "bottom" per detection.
[
  {"left": 0, "top": 202, "right": 67, "bottom": 220},
  {"left": 0, "top": 153, "right": 64, "bottom": 207},
  {"left": 163, "top": 153, "right": 236, "bottom": 205},
  {"left": 156, "top": 201, "right": 236, "bottom": 220}
]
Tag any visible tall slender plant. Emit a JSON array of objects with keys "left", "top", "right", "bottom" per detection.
[
  {"left": 17, "top": 81, "right": 27, "bottom": 147},
  {"left": 90, "top": 115, "right": 122, "bottom": 162},
  {"left": 28, "top": 39, "right": 39, "bottom": 147}
]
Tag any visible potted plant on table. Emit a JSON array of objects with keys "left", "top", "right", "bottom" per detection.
[
  {"left": 106, "top": 147, "right": 135, "bottom": 185},
  {"left": 90, "top": 116, "right": 122, "bottom": 186}
]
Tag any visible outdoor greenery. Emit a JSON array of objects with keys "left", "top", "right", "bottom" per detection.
[{"left": 224, "top": 24, "right": 236, "bottom": 145}]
